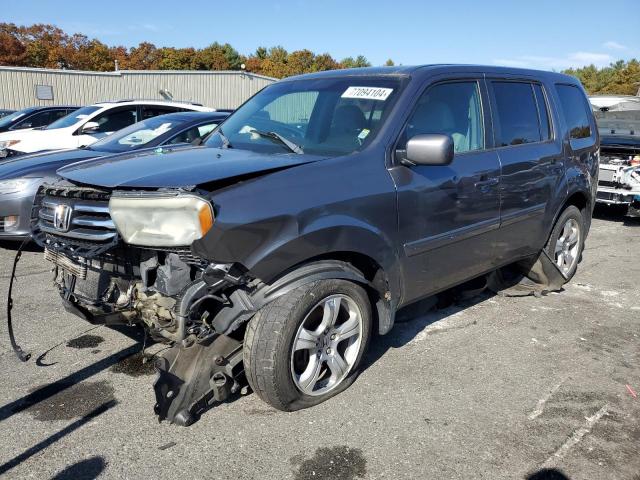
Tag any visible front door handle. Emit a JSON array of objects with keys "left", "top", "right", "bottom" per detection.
[{"left": 474, "top": 177, "right": 499, "bottom": 189}]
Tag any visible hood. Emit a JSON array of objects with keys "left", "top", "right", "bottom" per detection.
[
  {"left": 0, "top": 128, "right": 47, "bottom": 142},
  {"left": 57, "top": 146, "right": 325, "bottom": 188},
  {"left": 0, "top": 148, "right": 105, "bottom": 180}
]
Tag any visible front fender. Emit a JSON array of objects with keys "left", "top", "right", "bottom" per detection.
[{"left": 211, "top": 259, "right": 397, "bottom": 335}]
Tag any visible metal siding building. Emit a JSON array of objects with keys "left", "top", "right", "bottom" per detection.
[{"left": 0, "top": 67, "right": 276, "bottom": 110}]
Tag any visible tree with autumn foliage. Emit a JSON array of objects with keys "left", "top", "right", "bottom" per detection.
[{"left": 0, "top": 23, "right": 375, "bottom": 78}]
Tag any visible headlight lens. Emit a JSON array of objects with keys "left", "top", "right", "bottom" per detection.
[
  {"left": 109, "top": 194, "right": 214, "bottom": 247},
  {"left": 0, "top": 177, "right": 42, "bottom": 195}
]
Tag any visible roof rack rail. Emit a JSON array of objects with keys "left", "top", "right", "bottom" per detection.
[{"left": 96, "top": 99, "right": 204, "bottom": 106}]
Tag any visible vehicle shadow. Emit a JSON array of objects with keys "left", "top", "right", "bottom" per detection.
[
  {"left": 0, "top": 239, "right": 43, "bottom": 252},
  {"left": 362, "top": 282, "right": 496, "bottom": 373},
  {"left": 593, "top": 204, "right": 640, "bottom": 226},
  {"left": 0, "top": 402, "right": 115, "bottom": 476},
  {"left": 50, "top": 456, "right": 107, "bottom": 480},
  {"left": 0, "top": 343, "right": 138, "bottom": 423},
  {"left": 526, "top": 468, "right": 571, "bottom": 479}
]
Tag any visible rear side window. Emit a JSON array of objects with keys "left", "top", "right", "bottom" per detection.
[
  {"left": 142, "top": 105, "right": 180, "bottom": 119},
  {"left": 555, "top": 84, "right": 592, "bottom": 139},
  {"left": 492, "top": 82, "right": 541, "bottom": 146}
]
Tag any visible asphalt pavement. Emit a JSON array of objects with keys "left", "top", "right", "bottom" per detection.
[{"left": 0, "top": 206, "right": 638, "bottom": 479}]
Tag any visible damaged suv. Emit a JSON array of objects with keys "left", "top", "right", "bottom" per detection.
[
  {"left": 591, "top": 97, "right": 640, "bottom": 216},
  {"left": 28, "top": 66, "right": 598, "bottom": 425}
]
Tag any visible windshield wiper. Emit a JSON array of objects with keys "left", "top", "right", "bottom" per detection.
[
  {"left": 218, "top": 128, "right": 232, "bottom": 149},
  {"left": 251, "top": 129, "right": 304, "bottom": 154}
]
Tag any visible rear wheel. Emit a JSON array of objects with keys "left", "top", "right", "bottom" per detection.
[
  {"left": 545, "top": 205, "right": 585, "bottom": 280},
  {"left": 243, "top": 279, "right": 371, "bottom": 411}
]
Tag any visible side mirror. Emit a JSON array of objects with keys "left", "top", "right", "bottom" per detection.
[
  {"left": 403, "top": 134, "right": 454, "bottom": 166},
  {"left": 81, "top": 121, "right": 100, "bottom": 134}
]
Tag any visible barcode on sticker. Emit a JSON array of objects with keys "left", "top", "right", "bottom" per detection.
[{"left": 341, "top": 87, "right": 393, "bottom": 101}]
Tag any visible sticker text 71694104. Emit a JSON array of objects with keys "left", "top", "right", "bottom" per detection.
[{"left": 341, "top": 87, "right": 394, "bottom": 101}]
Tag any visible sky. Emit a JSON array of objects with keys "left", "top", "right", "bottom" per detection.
[{"left": 4, "top": 0, "right": 639, "bottom": 71}]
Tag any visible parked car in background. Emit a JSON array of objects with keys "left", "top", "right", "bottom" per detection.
[
  {"left": 590, "top": 95, "right": 640, "bottom": 216},
  {"left": 0, "top": 100, "right": 214, "bottom": 158},
  {"left": 0, "top": 111, "right": 228, "bottom": 240},
  {"left": 0, "top": 109, "right": 16, "bottom": 118},
  {"left": 0, "top": 106, "right": 78, "bottom": 137},
  {"left": 30, "top": 65, "right": 599, "bottom": 425}
]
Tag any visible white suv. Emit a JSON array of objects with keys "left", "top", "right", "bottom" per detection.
[{"left": 0, "top": 100, "right": 214, "bottom": 157}]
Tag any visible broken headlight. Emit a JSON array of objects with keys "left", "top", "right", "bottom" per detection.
[{"left": 109, "top": 194, "right": 214, "bottom": 247}]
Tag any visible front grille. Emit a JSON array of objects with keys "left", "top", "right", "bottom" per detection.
[
  {"left": 33, "top": 184, "right": 120, "bottom": 257},
  {"left": 38, "top": 198, "right": 117, "bottom": 242}
]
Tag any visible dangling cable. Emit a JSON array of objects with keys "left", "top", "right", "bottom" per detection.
[{"left": 7, "top": 237, "right": 32, "bottom": 362}]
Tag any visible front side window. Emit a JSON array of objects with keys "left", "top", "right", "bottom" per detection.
[
  {"left": 555, "top": 84, "right": 592, "bottom": 140},
  {"left": 46, "top": 106, "right": 101, "bottom": 130},
  {"left": 91, "top": 107, "right": 138, "bottom": 134},
  {"left": 399, "top": 81, "right": 484, "bottom": 153},
  {"left": 206, "top": 77, "right": 405, "bottom": 156},
  {"left": 492, "top": 82, "right": 541, "bottom": 146}
]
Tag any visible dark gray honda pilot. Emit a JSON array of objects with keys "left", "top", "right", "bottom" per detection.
[{"left": 30, "top": 65, "right": 598, "bottom": 425}]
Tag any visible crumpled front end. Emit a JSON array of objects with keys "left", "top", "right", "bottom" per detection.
[
  {"left": 596, "top": 152, "right": 640, "bottom": 216},
  {"left": 31, "top": 181, "right": 253, "bottom": 425}
]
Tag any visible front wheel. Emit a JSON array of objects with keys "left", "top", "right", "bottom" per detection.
[
  {"left": 243, "top": 279, "right": 372, "bottom": 411},
  {"left": 545, "top": 205, "right": 585, "bottom": 280}
]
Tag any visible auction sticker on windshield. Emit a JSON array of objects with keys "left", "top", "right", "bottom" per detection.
[{"left": 342, "top": 87, "right": 393, "bottom": 101}]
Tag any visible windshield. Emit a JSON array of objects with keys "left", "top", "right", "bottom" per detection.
[
  {"left": 205, "top": 77, "right": 405, "bottom": 156},
  {"left": 0, "top": 108, "right": 36, "bottom": 128},
  {"left": 89, "top": 115, "right": 184, "bottom": 153},
  {"left": 46, "top": 106, "right": 101, "bottom": 130}
]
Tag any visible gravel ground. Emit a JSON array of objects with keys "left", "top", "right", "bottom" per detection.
[{"left": 0, "top": 206, "right": 638, "bottom": 480}]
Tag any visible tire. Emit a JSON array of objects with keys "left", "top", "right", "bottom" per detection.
[
  {"left": 243, "top": 279, "right": 372, "bottom": 411},
  {"left": 545, "top": 205, "right": 585, "bottom": 281}
]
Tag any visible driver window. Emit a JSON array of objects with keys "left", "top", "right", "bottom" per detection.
[{"left": 402, "top": 81, "right": 484, "bottom": 153}]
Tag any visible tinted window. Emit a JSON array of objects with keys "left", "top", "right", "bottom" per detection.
[
  {"left": 46, "top": 106, "right": 101, "bottom": 129},
  {"left": 142, "top": 105, "right": 180, "bottom": 119},
  {"left": 492, "top": 82, "right": 541, "bottom": 146},
  {"left": 91, "top": 107, "right": 138, "bottom": 133},
  {"left": 556, "top": 84, "right": 592, "bottom": 139},
  {"left": 17, "top": 109, "right": 67, "bottom": 128},
  {"left": 533, "top": 84, "right": 551, "bottom": 141},
  {"left": 400, "top": 81, "right": 484, "bottom": 153}
]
